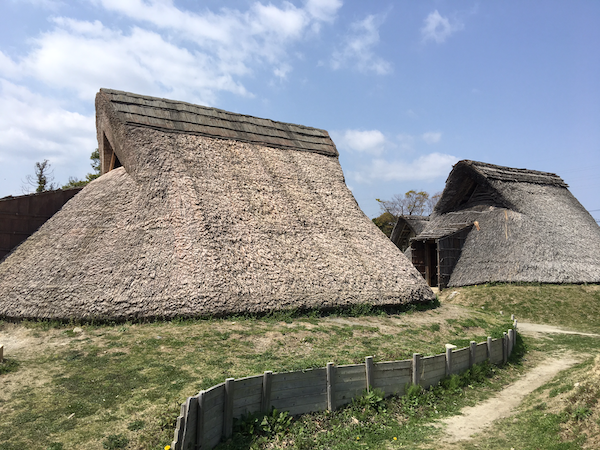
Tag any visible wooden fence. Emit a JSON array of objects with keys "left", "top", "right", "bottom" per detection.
[{"left": 171, "top": 326, "right": 518, "bottom": 450}]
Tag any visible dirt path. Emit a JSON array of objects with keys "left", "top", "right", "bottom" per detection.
[
  {"left": 440, "top": 354, "right": 581, "bottom": 443},
  {"left": 438, "top": 323, "right": 596, "bottom": 444}
]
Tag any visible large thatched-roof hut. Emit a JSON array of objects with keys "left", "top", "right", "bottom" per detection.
[
  {"left": 0, "top": 89, "right": 433, "bottom": 320},
  {"left": 400, "top": 160, "right": 600, "bottom": 289}
]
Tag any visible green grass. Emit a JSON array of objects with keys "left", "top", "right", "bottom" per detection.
[
  {"left": 443, "top": 283, "right": 600, "bottom": 332},
  {"left": 0, "top": 305, "right": 513, "bottom": 450},
  {"left": 455, "top": 354, "right": 600, "bottom": 450}
]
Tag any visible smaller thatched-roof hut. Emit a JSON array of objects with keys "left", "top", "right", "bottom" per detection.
[
  {"left": 401, "top": 160, "right": 600, "bottom": 289},
  {"left": 390, "top": 215, "right": 429, "bottom": 252}
]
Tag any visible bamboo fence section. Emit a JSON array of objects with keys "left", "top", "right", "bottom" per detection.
[{"left": 172, "top": 325, "right": 518, "bottom": 450}]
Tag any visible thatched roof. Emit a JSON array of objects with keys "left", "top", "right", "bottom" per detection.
[
  {"left": 0, "top": 89, "right": 433, "bottom": 320},
  {"left": 414, "top": 160, "right": 600, "bottom": 286},
  {"left": 390, "top": 215, "right": 429, "bottom": 252}
]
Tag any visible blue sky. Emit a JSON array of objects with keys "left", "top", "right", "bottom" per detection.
[{"left": 1, "top": 0, "right": 598, "bottom": 222}]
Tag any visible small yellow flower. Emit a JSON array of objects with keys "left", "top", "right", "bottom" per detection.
[
  {"left": 165, "top": 446, "right": 171, "bottom": 450},
  {"left": 356, "top": 436, "right": 360, "bottom": 440},
  {"left": 393, "top": 437, "right": 397, "bottom": 441}
]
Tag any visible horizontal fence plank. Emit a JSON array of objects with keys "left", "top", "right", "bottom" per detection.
[
  {"left": 271, "top": 369, "right": 326, "bottom": 391},
  {"left": 422, "top": 355, "right": 445, "bottom": 372},
  {"left": 335, "top": 379, "right": 367, "bottom": 404},
  {"left": 335, "top": 365, "right": 366, "bottom": 384},
  {"left": 474, "top": 343, "right": 487, "bottom": 364},
  {"left": 271, "top": 383, "right": 327, "bottom": 402},
  {"left": 272, "top": 397, "right": 328, "bottom": 416},
  {"left": 374, "top": 360, "right": 412, "bottom": 372},
  {"left": 490, "top": 339, "right": 503, "bottom": 364},
  {"left": 452, "top": 348, "right": 470, "bottom": 373},
  {"left": 372, "top": 376, "right": 411, "bottom": 396}
]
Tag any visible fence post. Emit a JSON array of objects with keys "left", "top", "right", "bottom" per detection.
[
  {"left": 0, "top": 344, "right": 3, "bottom": 363},
  {"left": 326, "top": 362, "right": 336, "bottom": 411},
  {"left": 223, "top": 378, "right": 235, "bottom": 441},
  {"left": 502, "top": 332, "right": 508, "bottom": 364},
  {"left": 196, "top": 391, "right": 205, "bottom": 450},
  {"left": 261, "top": 371, "right": 273, "bottom": 413},
  {"left": 412, "top": 353, "right": 422, "bottom": 386},
  {"left": 445, "top": 344, "right": 455, "bottom": 376},
  {"left": 469, "top": 341, "right": 477, "bottom": 368},
  {"left": 181, "top": 396, "right": 197, "bottom": 450},
  {"left": 486, "top": 336, "right": 492, "bottom": 361},
  {"left": 508, "top": 329, "right": 515, "bottom": 356},
  {"left": 172, "top": 401, "right": 187, "bottom": 450},
  {"left": 365, "top": 356, "right": 374, "bottom": 391}
]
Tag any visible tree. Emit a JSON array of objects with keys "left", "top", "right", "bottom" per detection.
[
  {"left": 376, "top": 190, "right": 436, "bottom": 217},
  {"left": 24, "top": 159, "right": 56, "bottom": 193},
  {"left": 372, "top": 190, "right": 442, "bottom": 237},
  {"left": 62, "top": 149, "right": 101, "bottom": 189}
]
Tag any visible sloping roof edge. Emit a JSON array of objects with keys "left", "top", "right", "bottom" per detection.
[{"left": 96, "top": 89, "right": 339, "bottom": 157}]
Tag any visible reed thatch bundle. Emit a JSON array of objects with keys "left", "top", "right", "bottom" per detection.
[
  {"left": 410, "top": 160, "right": 600, "bottom": 287},
  {"left": 0, "top": 89, "right": 433, "bottom": 320}
]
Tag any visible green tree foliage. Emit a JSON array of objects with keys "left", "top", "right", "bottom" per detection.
[
  {"left": 371, "top": 211, "right": 396, "bottom": 238},
  {"left": 62, "top": 149, "right": 101, "bottom": 189},
  {"left": 372, "top": 190, "right": 442, "bottom": 237},
  {"left": 24, "top": 159, "right": 56, "bottom": 193}
]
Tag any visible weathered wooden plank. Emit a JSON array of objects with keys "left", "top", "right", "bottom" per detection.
[
  {"left": 336, "top": 365, "right": 366, "bottom": 384},
  {"left": 181, "top": 396, "right": 197, "bottom": 450},
  {"left": 204, "top": 383, "right": 225, "bottom": 401},
  {"left": 489, "top": 339, "right": 503, "bottom": 364},
  {"left": 171, "top": 402, "right": 186, "bottom": 450},
  {"left": 453, "top": 348, "right": 470, "bottom": 373},
  {"left": 422, "top": 355, "right": 446, "bottom": 371},
  {"left": 422, "top": 365, "right": 446, "bottom": 379},
  {"left": 196, "top": 392, "right": 205, "bottom": 450},
  {"left": 335, "top": 380, "right": 368, "bottom": 402},
  {"left": 232, "top": 393, "right": 262, "bottom": 418},
  {"left": 374, "top": 360, "right": 412, "bottom": 372},
  {"left": 474, "top": 343, "right": 488, "bottom": 364},
  {"left": 271, "top": 368, "right": 326, "bottom": 389},
  {"left": 373, "top": 367, "right": 411, "bottom": 381},
  {"left": 372, "top": 377, "right": 410, "bottom": 396},
  {"left": 203, "top": 409, "right": 224, "bottom": 448},
  {"left": 271, "top": 382, "right": 327, "bottom": 402},
  {"left": 233, "top": 376, "right": 263, "bottom": 400},
  {"left": 275, "top": 397, "right": 329, "bottom": 416}
]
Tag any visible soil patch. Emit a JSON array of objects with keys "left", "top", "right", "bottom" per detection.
[{"left": 438, "top": 354, "right": 581, "bottom": 444}]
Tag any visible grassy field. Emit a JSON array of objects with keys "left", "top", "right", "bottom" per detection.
[
  {"left": 1, "top": 283, "right": 598, "bottom": 450},
  {"left": 441, "top": 283, "right": 600, "bottom": 332},
  {"left": 0, "top": 304, "right": 513, "bottom": 450}
]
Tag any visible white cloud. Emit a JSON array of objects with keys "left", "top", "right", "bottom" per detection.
[
  {"left": 421, "top": 10, "right": 464, "bottom": 44},
  {"left": 332, "top": 129, "right": 387, "bottom": 155},
  {"left": 422, "top": 131, "right": 441, "bottom": 144},
  {"left": 2, "top": 1, "right": 345, "bottom": 104},
  {"left": 0, "top": 80, "right": 95, "bottom": 161},
  {"left": 349, "top": 153, "right": 458, "bottom": 183},
  {"left": 305, "top": 0, "right": 343, "bottom": 22},
  {"left": 331, "top": 14, "right": 392, "bottom": 75}
]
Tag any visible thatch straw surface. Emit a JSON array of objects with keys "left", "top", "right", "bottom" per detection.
[
  {"left": 415, "top": 160, "right": 600, "bottom": 287},
  {"left": 0, "top": 91, "right": 433, "bottom": 320}
]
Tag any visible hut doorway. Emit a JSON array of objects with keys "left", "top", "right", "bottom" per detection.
[{"left": 411, "top": 239, "right": 439, "bottom": 287}]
